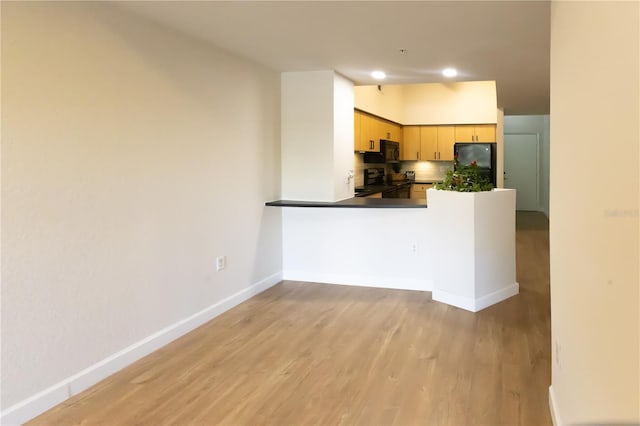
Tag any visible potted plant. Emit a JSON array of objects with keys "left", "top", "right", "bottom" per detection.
[
  {"left": 434, "top": 157, "right": 494, "bottom": 192},
  {"left": 427, "top": 157, "right": 518, "bottom": 312}
]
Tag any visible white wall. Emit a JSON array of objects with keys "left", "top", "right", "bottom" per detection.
[
  {"left": 549, "top": 1, "right": 639, "bottom": 423},
  {"left": 333, "top": 74, "right": 356, "bottom": 201},
  {"left": 504, "top": 115, "right": 551, "bottom": 216},
  {"left": 1, "top": 1, "right": 282, "bottom": 419},
  {"left": 281, "top": 71, "right": 354, "bottom": 202},
  {"left": 281, "top": 71, "right": 335, "bottom": 201}
]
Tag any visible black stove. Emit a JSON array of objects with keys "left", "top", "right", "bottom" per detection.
[
  {"left": 356, "top": 168, "right": 410, "bottom": 199},
  {"left": 364, "top": 168, "right": 385, "bottom": 186}
]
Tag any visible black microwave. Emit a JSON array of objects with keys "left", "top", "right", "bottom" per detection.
[{"left": 363, "top": 140, "right": 400, "bottom": 163}]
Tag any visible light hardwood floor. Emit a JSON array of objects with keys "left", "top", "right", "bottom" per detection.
[{"left": 29, "top": 212, "right": 551, "bottom": 425}]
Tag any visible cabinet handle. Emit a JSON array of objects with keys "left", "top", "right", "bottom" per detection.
[
  {"left": 434, "top": 152, "right": 437, "bottom": 160},
  {"left": 438, "top": 152, "right": 441, "bottom": 160},
  {"left": 416, "top": 152, "right": 419, "bottom": 160}
]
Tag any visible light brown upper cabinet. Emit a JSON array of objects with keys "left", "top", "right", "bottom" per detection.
[
  {"left": 355, "top": 110, "right": 403, "bottom": 152},
  {"left": 420, "top": 126, "right": 437, "bottom": 161},
  {"left": 437, "top": 126, "right": 456, "bottom": 161},
  {"left": 421, "top": 125, "right": 455, "bottom": 161},
  {"left": 385, "top": 122, "right": 403, "bottom": 143},
  {"left": 401, "top": 125, "right": 455, "bottom": 161},
  {"left": 401, "top": 126, "right": 421, "bottom": 160},
  {"left": 354, "top": 110, "right": 361, "bottom": 150},
  {"left": 454, "top": 124, "right": 496, "bottom": 142},
  {"left": 372, "top": 116, "right": 402, "bottom": 142},
  {"left": 354, "top": 111, "right": 379, "bottom": 152}
]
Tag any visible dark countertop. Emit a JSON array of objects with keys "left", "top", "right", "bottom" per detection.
[
  {"left": 265, "top": 197, "right": 427, "bottom": 208},
  {"left": 355, "top": 180, "right": 411, "bottom": 197},
  {"left": 354, "top": 180, "right": 440, "bottom": 197}
]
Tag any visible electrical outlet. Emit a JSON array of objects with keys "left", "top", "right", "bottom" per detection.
[
  {"left": 216, "top": 256, "right": 226, "bottom": 272},
  {"left": 411, "top": 243, "right": 418, "bottom": 255},
  {"left": 346, "top": 169, "right": 354, "bottom": 184}
]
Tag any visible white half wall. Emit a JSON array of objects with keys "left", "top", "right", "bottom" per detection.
[
  {"left": 428, "top": 189, "right": 518, "bottom": 312},
  {"left": 281, "top": 208, "right": 434, "bottom": 291},
  {"left": 1, "top": 1, "right": 282, "bottom": 420},
  {"left": 550, "top": 1, "right": 639, "bottom": 423}
]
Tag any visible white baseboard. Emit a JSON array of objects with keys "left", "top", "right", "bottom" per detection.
[
  {"left": 0, "top": 272, "right": 282, "bottom": 426},
  {"left": 282, "top": 270, "right": 432, "bottom": 292},
  {"left": 433, "top": 282, "right": 519, "bottom": 312},
  {"left": 475, "top": 282, "right": 520, "bottom": 311},
  {"left": 549, "top": 385, "right": 561, "bottom": 426}
]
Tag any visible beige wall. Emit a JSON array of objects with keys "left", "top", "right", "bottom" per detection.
[
  {"left": 355, "top": 81, "right": 497, "bottom": 126},
  {"left": 550, "top": 1, "right": 639, "bottom": 423},
  {"left": 402, "top": 81, "right": 497, "bottom": 125},
  {"left": 496, "top": 108, "right": 505, "bottom": 188},
  {"left": 353, "top": 84, "right": 404, "bottom": 124},
  {"left": 1, "top": 1, "right": 282, "bottom": 410}
]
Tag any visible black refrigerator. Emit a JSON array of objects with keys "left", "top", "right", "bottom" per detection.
[{"left": 453, "top": 143, "right": 497, "bottom": 186}]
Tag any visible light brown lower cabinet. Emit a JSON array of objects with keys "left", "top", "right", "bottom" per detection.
[
  {"left": 411, "top": 184, "right": 433, "bottom": 201},
  {"left": 365, "top": 192, "right": 383, "bottom": 199}
]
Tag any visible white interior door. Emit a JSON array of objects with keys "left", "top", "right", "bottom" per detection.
[{"left": 504, "top": 134, "right": 539, "bottom": 211}]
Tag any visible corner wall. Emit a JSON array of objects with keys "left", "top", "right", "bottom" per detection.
[
  {"left": 1, "top": 2, "right": 282, "bottom": 420},
  {"left": 549, "top": 1, "right": 639, "bottom": 423},
  {"left": 281, "top": 71, "right": 335, "bottom": 201},
  {"left": 281, "top": 71, "right": 354, "bottom": 202}
]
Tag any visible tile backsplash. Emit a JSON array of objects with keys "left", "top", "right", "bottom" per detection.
[
  {"left": 399, "top": 160, "right": 452, "bottom": 182},
  {"left": 353, "top": 154, "right": 452, "bottom": 185}
]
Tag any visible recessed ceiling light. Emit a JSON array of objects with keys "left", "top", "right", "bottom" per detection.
[
  {"left": 371, "top": 70, "right": 386, "bottom": 80},
  {"left": 442, "top": 68, "right": 457, "bottom": 78}
]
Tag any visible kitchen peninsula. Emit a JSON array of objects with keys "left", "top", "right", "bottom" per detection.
[{"left": 275, "top": 72, "right": 515, "bottom": 312}]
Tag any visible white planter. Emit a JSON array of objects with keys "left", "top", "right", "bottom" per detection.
[{"left": 427, "top": 188, "right": 518, "bottom": 312}]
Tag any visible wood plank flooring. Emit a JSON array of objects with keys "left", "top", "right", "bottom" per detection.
[{"left": 29, "top": 211, "right": 551, "bottom": 425}]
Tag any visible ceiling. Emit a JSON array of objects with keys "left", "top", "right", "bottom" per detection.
[{"left": 118, "top": 1, "right": 550, "bottom": 115}]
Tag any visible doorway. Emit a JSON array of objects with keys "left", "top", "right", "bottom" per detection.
[{"left": 504, "top": 133, "right": 539, "bottom": 211}]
